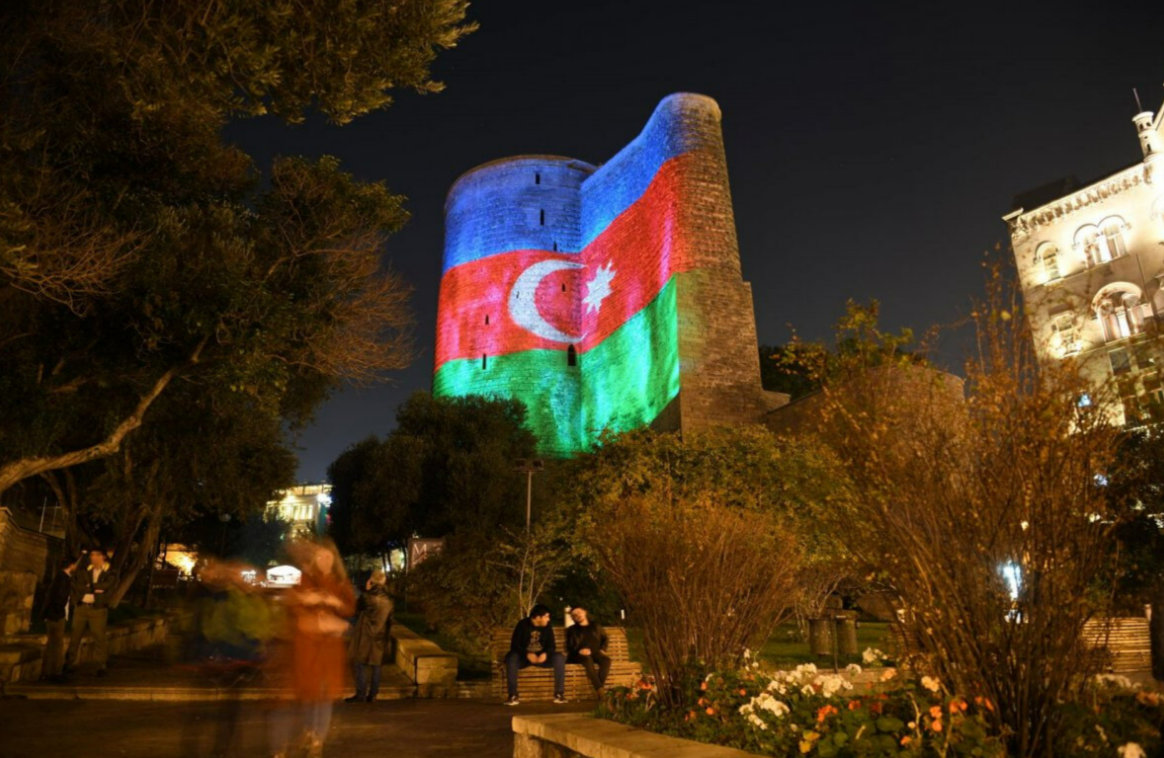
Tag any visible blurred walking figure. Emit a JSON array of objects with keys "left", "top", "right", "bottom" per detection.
[
  {"left": 273, "top": 540, "right": 354, "bottom": 758},
  {"left": 39, "top": 555, "right": 80, "bottom": 682},
  {"left": 65, "top": 547, "right": 118, "bottom": 676},
  {"left": 181, "top": 557, "right": 273, "bottom": 758},
  {"left": 346, "top": 570, "right": 394, "bottom": 703}
]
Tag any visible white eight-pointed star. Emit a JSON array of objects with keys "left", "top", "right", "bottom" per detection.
[{"left": 583, "top": 262, "right": 616, "bottom": 315}]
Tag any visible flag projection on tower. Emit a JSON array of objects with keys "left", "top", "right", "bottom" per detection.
[{"left": 434, "top": 94, "right": 769, "bottom": 455}]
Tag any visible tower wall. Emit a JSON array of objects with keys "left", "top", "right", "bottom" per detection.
[{"left": 434, "top": 95, "right": 770, "bottom": 455}]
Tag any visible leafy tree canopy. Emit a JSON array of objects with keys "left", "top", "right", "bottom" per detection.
[{"left": 0, "top": 0, "right": 476, "bottom": 494}]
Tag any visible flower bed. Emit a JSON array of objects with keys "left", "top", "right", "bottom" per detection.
[{"left": 596, "top": 658, "right": 1164, "bottom": 757}]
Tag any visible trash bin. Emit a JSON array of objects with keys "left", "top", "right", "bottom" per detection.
[
  {"left": 809, "top": 617, "right": 834, "bottom": 657},
  {"left": 837, "top": 612, "right": 859, "bottom": 656}
]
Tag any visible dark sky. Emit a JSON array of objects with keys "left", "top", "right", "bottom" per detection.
[{"left": 224, "top": 1, "right": 1164, "bottom": 481}]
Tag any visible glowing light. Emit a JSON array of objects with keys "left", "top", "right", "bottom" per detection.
[
  {"left": 266, "top": 565, "right": 302, "bottom": 586},
  {"left": 1000, "top": 562, "right": 1022, "bottom": 600}
]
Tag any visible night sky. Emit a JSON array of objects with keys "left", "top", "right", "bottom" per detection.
[{"left": 223, "top": 2, "right": 1164, "bottom": 481}]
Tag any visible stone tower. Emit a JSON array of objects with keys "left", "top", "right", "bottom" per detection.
[{"left": 434, "top": 94, "right": 780, "bottom": 455}]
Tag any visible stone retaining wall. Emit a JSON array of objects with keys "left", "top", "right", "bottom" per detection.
[
  {"left": 390, "top": 624, "right": 459, "bottom": 697},
  {"left": 0, "top": 612, "right": 176, "bottom": 684},
  {"left": 512, "top": 713, "right": 756, "bottom": 758}
]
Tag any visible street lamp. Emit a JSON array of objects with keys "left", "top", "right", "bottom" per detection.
[{"left": 513, "top": 458, "right": 544, "bottom": 531}]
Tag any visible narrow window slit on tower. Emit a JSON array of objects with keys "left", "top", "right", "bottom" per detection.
[
  {"left": 485, "top": 315, "right": 489, "bottom": 325},
  {"left": 539, "top": 209, "right": 545, "bottom": 225},
  {"left": 561, "top": 283, "right": 566, "bottom": 292},
  {"left": 553, "top": 242, "right": 558, "bottom": 251},
  {"left": 482, "top": 354, "right": 487, "bottom": 370},
  {"left": 535, "top": 173, "right": 540, "bottom": 185},
  {"left": 567, "top": 345, "right": 577, "bottom": 367}
]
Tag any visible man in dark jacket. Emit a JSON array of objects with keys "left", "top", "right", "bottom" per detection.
[
  {"left": 566, "top": 605, "right": 611, "bottom": 695},
  {"left": 40, "top": 555, "right": 80, "bottom": 682},
  {"left": 346, "top": 570, "right": 394, "bottom": 703},
  {"left": 65, "top": 548, "right": 118, "bottom": 676},
  {"left": 504, "top": 604, "right": 566, "bottom": 705}
]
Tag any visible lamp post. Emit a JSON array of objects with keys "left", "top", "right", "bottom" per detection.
[{"left": 513, "top": 458, "right": 544, "bottom": 531}]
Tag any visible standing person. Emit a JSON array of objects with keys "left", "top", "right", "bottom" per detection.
[
  {"left": 346, "top": 570, "right": 393, "bottom": 703},
  {"left": 278, "top": 540, "right": 355, "bottom": 758},
  {"left": 566, "top": 605, "right": 611, "bottom": 696},
  {"left": 65, "top": 548, "right": 118, "bottom": 676},
  {"left": 503, "top": 604, "right": 567, "bottom": 705},
  {"left": 39, "top": 555, "right": 80, "bottom": 682}
]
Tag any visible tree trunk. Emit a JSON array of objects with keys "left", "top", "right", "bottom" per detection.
[
  {"left": 109, "top": 501, "right": 164, "bottom": 608},
  {"left": 0, "top": 338, "right": 207, "bottom": 498}
]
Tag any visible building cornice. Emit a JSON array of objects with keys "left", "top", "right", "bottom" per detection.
[{"left": 1005, "top": 163, "right": 1149, "bottom": 241}]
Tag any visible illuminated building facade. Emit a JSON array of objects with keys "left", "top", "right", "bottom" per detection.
[
  {"left": 266, "top": 483, "right": 332, "bottom": 536},
  {"left": 1005, "top": 97, "right": 1164, "bottom": 427},
  {"left": 434, "top": 94, "right": 782, "bottom": 455}
]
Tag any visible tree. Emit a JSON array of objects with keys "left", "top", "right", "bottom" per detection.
[
  {"left": 0, "top": 0, "right": 477, "bottom": 497},
  {"left": 758, "top": 344, "right": 819, "bottom": 400},
  {"left": 791, "top": 268, "right": 1128, "bottom": 758},
  {"left": 565, "top": 426, "right": 847, "bottom": 707},
  {"left": 66, "top": 381, "right": 298, "bottom": 606},
  {"left": 326, "top": 393, "right": 538, "bottom": 556}
]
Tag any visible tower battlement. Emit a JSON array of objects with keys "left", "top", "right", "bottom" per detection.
[{"left": 434, "top": 94, "right": 774, "bottom": 455}]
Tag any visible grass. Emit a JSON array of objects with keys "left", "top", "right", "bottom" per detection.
[{"left": 624, "top": 622, "right": 891, "bottom": 672}]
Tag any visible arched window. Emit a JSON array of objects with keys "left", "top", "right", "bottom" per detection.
[
  {"left": 1052, "top": 312, "right": 1079, "bottom": 356},
  {"left": 1074, "top": 225, "right": 1102, "bottom": 266},
  {"left": 1093, "top": 283, "right": 1146, "bottom": 343},
  {"left": 1099, "top": 216, "right": 1128, "bottom": 260},
  {"left": 567, "top": 344, "right": 577, "bottom": 367},
  {"left": 1035, "top": 242, "right": 1061, "bottom": 282}
]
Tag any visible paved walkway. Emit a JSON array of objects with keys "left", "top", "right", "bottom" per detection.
[
  {"left": 0, "top": 697, "right": 589, "bottom": 757},
  {"left": 3, "top": 644, "right": 416, "bottom": 701}
]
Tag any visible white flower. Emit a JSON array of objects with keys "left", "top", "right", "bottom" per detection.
[
  {"left": 800, "top": 685, "right": 815, "bottom": 697},
  {"left": 921, "top": 675, "right": 941, "bottom": 693},
  {"left": 743, "top": 648, "right": 752, "bottom": 661},
  {"left": 1118, "top": 743, "right": 1146, "bottom": 758},
  {"left": 766, "top": 680, "right": 788, "bottom": 695},
  {"left": 1094, "top": 674, "right": 1137, "bottom": 691},
  {"left": 754, "top": 693, "right": 791, "bottom": 718},
  {"left": 907, "top": 721, "right": 916, "bottom": 730},
  {"left": 880, "top": 668, "right": 897, "bottom": 682},
  {"left": 813, "top": 673, "right": 852, "bottom": 698},
  {"left": 746, "top": 712, "right": 768, "bottom": 731},
  {"left": 846, "top": 663, "right": 862, "bottom": 677},
  {"left": 861, "top": 648, "right": 886, "bottom": 665}
]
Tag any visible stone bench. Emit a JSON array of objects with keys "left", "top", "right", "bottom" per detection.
[
  {"left": 491, "top": 626, "right": 640, "bottom": 701},
  {"left": 513, "top": 713, "right": 755, "bottom": 758},
  {"left": 391, "top": 624, "right": 458, "bottom": 696}
]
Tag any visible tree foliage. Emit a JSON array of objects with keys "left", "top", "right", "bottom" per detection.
[
  {"left": 790, "top": 265, "right": 1130, "bottom": 758},
  {"left": 0, "top": 0, "right": 477, "bottom": 496},
  {"left": 327, "top": 393, "right": 538, "bottom": 556},
  {"left": 563, "top": 426, "right": 848, "bottom": 707}
]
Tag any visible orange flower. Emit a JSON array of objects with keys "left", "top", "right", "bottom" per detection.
[
  {"left": 869, "top": 701, "right": 884, "bottom": 715},
  {"left": 949, "top": 701, "right": 960, "bottom": 715},
  {"left": 929, "top": 705, "right": 943, "bottom": 720},
  {"left": 706, "top": 707, "right": 716, "bottom": 716},
  {"left": 847, "top": 699, "right": 862, "bottom": 710},
  {"left": 739, "top": 688, "right": 748, "bottom": 697},
  {"left": 697, "top": 697, "right": 708, "bottom": 707},
  {"left": 700, "top": 681, "right": 708, "bottom": 691},
  {"left": 816, "top": 705, "right": 839, "bottom": 722},
  {"left": 901, "top": 736, "right": 913, "bottom": 746},
  {"left": 930, "top": 718, "right": 943, "bottom": 733}
]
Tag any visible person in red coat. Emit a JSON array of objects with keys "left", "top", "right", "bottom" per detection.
[{"left": 281, "top": 539, "right": 355, "bottom": 758}]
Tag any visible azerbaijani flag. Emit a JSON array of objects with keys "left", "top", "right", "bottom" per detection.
[{"left": 434, "top": 95, "right": 719, "bottom": 454}]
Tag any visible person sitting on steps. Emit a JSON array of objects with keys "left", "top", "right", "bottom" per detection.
[
  {"left": 566, "top": 605, "right": 611, "bottom": 697},
  {"left": 503, "top": 604, "right": 566, "bottom": 705}
]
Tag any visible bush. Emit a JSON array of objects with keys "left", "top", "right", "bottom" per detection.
[
  {"left": 598, "top": 663, "right": 1004, "bottom": 757},
  {"left": 599, "top": 665, "right": 1164, "bottom": 757}
]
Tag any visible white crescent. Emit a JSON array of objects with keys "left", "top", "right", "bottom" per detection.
[{"left": 509, "top": 259, "right": 584, "bottom": 343}]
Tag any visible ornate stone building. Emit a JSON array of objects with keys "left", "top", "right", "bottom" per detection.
[
  {"left": 433, "top": 94, "right": 784, "bottom": 455},
  {"left": 1004, "top": 98, "right": 1164, "bottom": 426}
]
